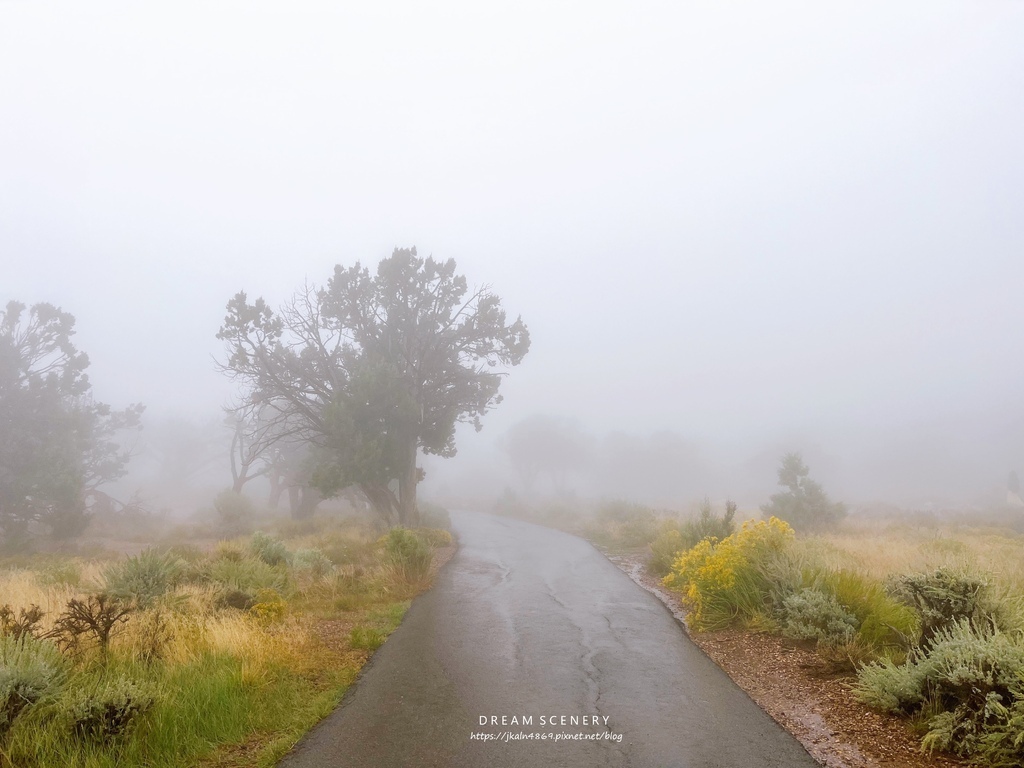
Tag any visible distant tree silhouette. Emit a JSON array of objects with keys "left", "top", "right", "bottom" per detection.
[
  {"left": 0, "top": 301, "right": 142, "bottom": 541},
  {"left": 760, "top": 452, "right": 845, "bottom": 532}
]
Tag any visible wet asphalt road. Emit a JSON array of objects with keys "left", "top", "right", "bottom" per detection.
[{"left": 278, "top": 511, "right": 821, "bottom": 768}]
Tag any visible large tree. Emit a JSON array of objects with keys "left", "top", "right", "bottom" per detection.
[
  {"left": 217, "top": 247, "right": 530, "bottom": 524},
  {"left": 0, "top": 301, "right": 143, "bottom": 540}
]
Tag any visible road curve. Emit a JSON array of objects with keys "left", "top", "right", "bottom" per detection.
[{"left": 278, "top": 511, "right": 821, "bottom": 768}]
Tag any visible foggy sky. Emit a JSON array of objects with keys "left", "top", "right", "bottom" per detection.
[{"left": 3, "top": 2, "right": 1023, "bottom": 506}]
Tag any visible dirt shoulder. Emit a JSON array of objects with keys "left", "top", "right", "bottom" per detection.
[
  {"left": 607, "top": 553, "right": 963, "bottom": 768},
  {"left": 427, "top": 540, "right": 458, "bottom": 580}
]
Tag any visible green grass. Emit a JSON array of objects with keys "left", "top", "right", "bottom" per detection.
[
  {"left": 367, "top": 601, "right": 409, "bottom": 629},
  {"left": 349, "top": 627, "right": 386, "bottom": 651},
  {"left": 814, "top": 569, "right": 920, "bottom": 651},
  {"left": 5, "top": 652, "right": 357, "bottom": 768},
  {"left": 348, "top": 602, "right": 410, "bottom": 653}
]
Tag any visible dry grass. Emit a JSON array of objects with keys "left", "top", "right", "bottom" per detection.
[
  {"left": 0, "top": 561, "right": 104, "bottom": 634},
  {"left": 800, "top": 519, "right": 1024, "bottom": 631},
  {"left": 809, "top": 522, "right": 1024, "bottom": 580}
]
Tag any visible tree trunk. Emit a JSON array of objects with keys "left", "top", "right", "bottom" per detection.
[
  {"left": 230, "top": 427, "right": 242, "bottom": 491},
  {"left": 397, "top": 441, "right": 419, "bottom": 527},
  {"left": 267, "top": 471, "right": 284, "bottom": 509},
  {"left": 293, "top": 486, "right": 321, "bottom": 520},
  {"left": 359, "top": 483, "right": 400, "bottom": 527},
  {"left": 288, "top": 485, "right": 321, "bottom": 520}
]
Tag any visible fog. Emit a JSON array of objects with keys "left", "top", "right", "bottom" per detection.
[{"left": 4, "top": 2, "right": 1024, "bottom": 517}]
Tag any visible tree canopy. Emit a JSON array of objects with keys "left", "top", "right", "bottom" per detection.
[
  {"left": 760, "top": 452, "right": 846, "bottom": 531},
  {"left": 0, "top": 301, "right": 143, "bottom": 541},
  {"left": 217, "top": 247, "right": 530, "bottom": 524}
]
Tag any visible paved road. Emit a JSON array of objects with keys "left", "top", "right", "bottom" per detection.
[{"left": 279, "top": 511, "right": 821, "bottom": 768}]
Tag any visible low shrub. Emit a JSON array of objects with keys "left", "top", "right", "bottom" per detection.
[
  {"left": 854, "top": 654, "right": 930, "bottom": 714},
  {"left": 206, "top": 557, "right": 288, "bottom": 595},
  {"left": 416, "top": 528, "right": 453, "bottom": 548},
  {"left": 648, "top": 529, "right": 686, "bottom": 577},
  {"left": 0, "top": 634, "right": 68, "bottom": 739},
  {"left": 291, "top": 548, "right": 334, "bottom": 581},
  {"left": 0, "top": 604, "right": 45, "bottom": 641},
  {"left": 970, "top": 691, "right": 1024, "bottom": 767},
  {"left": 349, "top": 626, "right": 386, "bottom": 651},
  {"left": 753, "top": 544, "right": 811, "bottom": 609},
  {"left": 680, "top": 498, "right": 736, "bottom": 548},
  {"left": 47, "top": 594, "right": 135, "bottom": 659},
  {"left": 64, "top": 674, "right": 156, "bottom": 743},
  {"left": 249, "top": 531, "right": 290, "bottom": 567},
  {"left": 889, "top": 568, "right": 993, "bottom": 650},
  {"left": 381, "top": 528, "right": 433, "bottom": 584},
  {"left": 855, "top": 619, "right": 1024, "bottom": 761},
  {"left": 249, "top": 589, "right": 287, "bottom": 624},
  {"left": 102, "top": 549, "right": 185, "bottom": 607},
  {"left": 782, "top": 588, "right": 858, "bottom": 644}
]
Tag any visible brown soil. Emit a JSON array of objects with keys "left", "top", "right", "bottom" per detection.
[
  {"left": 607, "top": 553, "right": 964, "bottom": 768},
  {"left": 427, "top": 541, "right": 458, "bottom": 580}
]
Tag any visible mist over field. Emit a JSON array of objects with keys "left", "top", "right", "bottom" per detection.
[
  {"left": 6, "top": 7, "right": 1024, "bottom": 767},
  {"left": 4, "top": 1, "right": 1024, "bottom": 519}
]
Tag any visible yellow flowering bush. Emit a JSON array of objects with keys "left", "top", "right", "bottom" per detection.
[
  {"left": 249, "top": 588, "right": 287, "bottom": 624},
  {"left": 663, "top": 517, "right": 794, "bottom": 630}
]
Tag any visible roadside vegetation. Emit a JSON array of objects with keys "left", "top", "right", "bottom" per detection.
[
  {"left": 496, "top": 454, "right": 1024, "bottom": 766},
  {"left": 2, "top": 253, "right": 517, "bottom": 767},
  {"left": 0, "top": 507, "right": 453, "bottom": 768}
]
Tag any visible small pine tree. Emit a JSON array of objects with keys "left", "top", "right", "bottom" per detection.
[{"left": 760, "top": 453, "right": 845, "bottom": 532}]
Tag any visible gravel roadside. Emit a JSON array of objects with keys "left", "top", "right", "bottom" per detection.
[{"left": 606, "top": 552, "right": 964, "bottom": 768}]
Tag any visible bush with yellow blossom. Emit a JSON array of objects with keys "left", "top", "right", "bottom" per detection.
[{"left": 663, "top": 517, "right": 795, "bottom": 630}]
